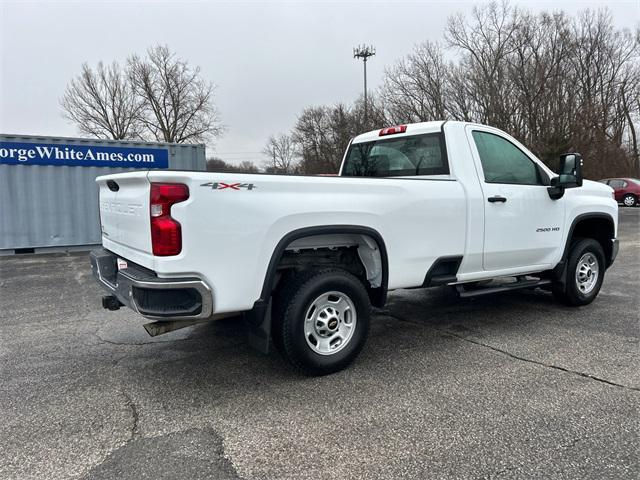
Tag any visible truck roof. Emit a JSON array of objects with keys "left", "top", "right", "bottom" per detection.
[{"left": 352, "top": 121, "right": 446, "bottom": 144}]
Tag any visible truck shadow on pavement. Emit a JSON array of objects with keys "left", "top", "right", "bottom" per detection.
[{"left": 108, "top": 284, "right": 572, "bottom": 385}]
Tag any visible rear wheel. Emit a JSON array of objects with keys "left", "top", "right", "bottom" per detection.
[
  {"left": 622, "top": 194, "right": 637, "bottom": 207},
  {"left": 273, "top": 269, "right": 370, "bottom": 376},
  {"left": 552, "top": 238, "right": 605, "bottom": 306}
]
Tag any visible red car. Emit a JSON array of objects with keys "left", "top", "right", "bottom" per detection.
[{"left": 599, "top": 178, "right": 640, "bottom": 207}]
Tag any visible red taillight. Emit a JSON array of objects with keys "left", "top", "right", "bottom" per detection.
[
  {"left": 379, "top": 125, "right": 407, "bottom": 136},
  {"left": 150, "top": 183, "right": 189, "bottom": 256}
]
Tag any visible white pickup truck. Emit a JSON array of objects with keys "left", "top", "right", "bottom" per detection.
[{"left": 91, "top": 121, "right": 619, "bottom": 375}]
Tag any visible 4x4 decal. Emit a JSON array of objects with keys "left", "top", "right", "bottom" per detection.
[{"left": 201, "top": 182, "right": 257, "bottom": 191}]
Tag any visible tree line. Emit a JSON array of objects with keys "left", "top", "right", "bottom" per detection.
[
  {"left": 62, "top": 3, "right": 639, "bottom": 178},
  {"left": 266, "top": 4, "right": 639, "bottom": 178}
]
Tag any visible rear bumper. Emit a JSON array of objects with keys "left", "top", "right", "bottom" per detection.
[{"left": 90, "top": 248, "right": 213, "bottom": 320}]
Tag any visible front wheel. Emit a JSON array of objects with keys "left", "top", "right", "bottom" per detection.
[
  {"left": 552, "top": 238, "right": 605, "bottom": 306},
  {"left": 273, "top": 269, "right": 371, "bottom": 376},
  {"left": 622, "top": 194, "right": 637, "bottom": 207}
]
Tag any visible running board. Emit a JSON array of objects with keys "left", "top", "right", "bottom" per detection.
[{"left": 456, "top": 279, "right": 552, "bottom": 298}]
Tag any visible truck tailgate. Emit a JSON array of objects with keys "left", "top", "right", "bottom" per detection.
[{"left": 97, "top": 172, "right": 152, "bottom": 255}]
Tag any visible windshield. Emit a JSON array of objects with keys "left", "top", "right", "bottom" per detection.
[{"left": 341, "top": 133, "right": 448, "bottom": 177}]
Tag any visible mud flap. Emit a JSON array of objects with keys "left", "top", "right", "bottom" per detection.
[{"left": 244, "top": 299, "right": 272, "bottom": 354}]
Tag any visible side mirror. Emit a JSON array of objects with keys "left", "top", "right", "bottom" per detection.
[
  {"left": 558, "top": 153, "right": 583, "bottom": 188},
  {"left": 548, "top": 153, "right": 583, "bottom": 200}
]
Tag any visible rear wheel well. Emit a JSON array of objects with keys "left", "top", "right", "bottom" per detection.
[{"left": 270, "top": 232, "right": 387, "bottom": 308}]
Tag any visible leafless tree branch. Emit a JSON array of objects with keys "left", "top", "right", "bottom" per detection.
[
  {"left": 61, "top": 62, "right": 143, "bottom": 140},
  {"left": 128, "top": 45, "right": 223, "bottom": 143}
]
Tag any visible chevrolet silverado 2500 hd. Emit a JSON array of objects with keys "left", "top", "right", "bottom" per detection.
[{"left": 91, "top": 121, "right": 619, "bottom": 375}]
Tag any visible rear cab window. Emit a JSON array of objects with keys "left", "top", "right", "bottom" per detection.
[{"left": 341, "top": 133, "right": 448, "bottom": 177}]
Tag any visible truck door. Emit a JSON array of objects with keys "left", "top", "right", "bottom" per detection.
[{"left": 465, "top": 126, "right": 565, "bottom": 271}]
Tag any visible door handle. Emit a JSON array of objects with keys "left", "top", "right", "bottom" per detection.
[{"left": 488, "top": 195, "right": 507, "bottom": 203}]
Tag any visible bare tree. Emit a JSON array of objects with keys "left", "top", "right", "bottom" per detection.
[
  {"left": 128, "top": 45, "right": 223, "bottom": 143},
  {"left": 620, "top": 64, "right": 640, "bottom": 176},
  {"left": 381, "top": 2, "right": 639, "bottom": 178},
  {"left": 262, "top": 133, "right": 300, "bottom": 174},
  {"left": 291, "top": 96, "right": 388, "bottom": 175},
  {"left": 267, "top": 2, "right": 638, "bottom": 178},
  {"left": 566, "top": 9, "right": 640, "bottom": 177},
  {"left": 504, "top": 10, "right": 574, "bottom": 159},
  {"left": 445, "top": 1, "right": 521, "bottom": 129},
  {"left": 382, "top": 41, "right": 450, "bottom": 123},
  {"left": 61, "top": 62, "right": 142, "bottom": 140}
]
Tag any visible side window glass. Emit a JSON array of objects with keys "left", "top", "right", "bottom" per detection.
[{"left": 472, "top": 131, "right": 542, "bottom": 185}]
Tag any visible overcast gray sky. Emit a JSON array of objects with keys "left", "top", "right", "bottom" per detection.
[{"left": 1, "top": 0, "right": 638, "bottom": 165}]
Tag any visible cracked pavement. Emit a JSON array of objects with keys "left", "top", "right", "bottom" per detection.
[{"left": 0, "top": 209, "right": 638, "bottom": 479}]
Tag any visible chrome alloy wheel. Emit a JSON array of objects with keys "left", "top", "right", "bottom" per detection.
[
  {"left": 575, "top": 252, "right": 599, "bottom": 295},
  {"left": 303, "top": 291, "right": 357, "bottom": 355},
  {"left": 623, "top": 195, "right": 636, "bottom": 207}
]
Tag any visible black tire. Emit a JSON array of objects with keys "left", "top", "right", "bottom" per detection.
[
  {"left": 622, "top": 194, "right": 637, "bottom": 207},
  {"left": 272, "top": 269, "right": 371, "bottom": 376},
  {"left": 552, "top": 238, "right": 605, "bottom": 306}
]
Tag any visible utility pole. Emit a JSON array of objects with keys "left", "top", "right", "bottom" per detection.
[{"left": 353, "top": 44, "right": 376, "bottom": 125}]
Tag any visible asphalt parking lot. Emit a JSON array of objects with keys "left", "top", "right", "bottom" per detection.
[{"left": 1, "top": 209, "right": 638, "bottom": 480}]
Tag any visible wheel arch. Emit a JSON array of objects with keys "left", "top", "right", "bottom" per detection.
[
  {"left": 558, "top": 213, "right": 616, "bottom": 273},
  {"left": 259, "top": 225, "right": 389, "bottom": 308},
  {"left": 245, "top": 225, "right": 389, "bottom": 354}
]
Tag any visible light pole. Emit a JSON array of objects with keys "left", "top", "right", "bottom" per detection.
[{"left": 353, "top": 44, "right": 376, "bottom": 125}]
